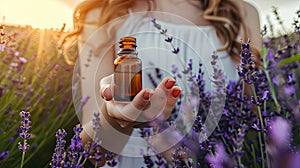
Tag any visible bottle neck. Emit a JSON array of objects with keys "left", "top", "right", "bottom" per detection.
[
  {"left": 117, "top": 48, "right": 138, "bottom": 56},
  {"left": 118, "top": 36, "right": 137, "bottom": 56}
]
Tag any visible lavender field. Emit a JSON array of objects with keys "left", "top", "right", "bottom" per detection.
[{"left": 0, "top": 25, "right": 79, "bottom": 167}]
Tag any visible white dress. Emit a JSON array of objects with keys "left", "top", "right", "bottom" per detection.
[{"left": 106, "top": 12, "right": 239, "bottom": 167}]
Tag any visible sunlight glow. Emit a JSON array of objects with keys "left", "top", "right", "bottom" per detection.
[
  {"left": 0, "top": 0, "right": 74, "bottom": 29},
  {"left": 0, "top": 0, "right": 298, "bottom": 32}
]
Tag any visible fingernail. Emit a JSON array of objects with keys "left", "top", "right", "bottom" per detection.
[
  {"left": 172, "top": 89, "right": 181, "bottom": 98},
  {"left": 165, "top": 79, "right": 176, "bottom": 89},
  {"left": 143, "top": 90, "right": 152, "bottom": 100},
  {"left": 103, "top": 87, "right": 111, "bottom": 100}
]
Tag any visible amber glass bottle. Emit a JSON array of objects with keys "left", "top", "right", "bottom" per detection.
[{"left": 114, "top": 37, "right": 142, "bottom": 101}]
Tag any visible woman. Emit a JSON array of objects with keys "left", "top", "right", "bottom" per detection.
[{"left": 62, "top": 0, "right": 261, "bottom": 167}]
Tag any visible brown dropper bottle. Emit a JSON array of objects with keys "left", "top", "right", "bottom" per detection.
[{"left": 114, "top": 37, "right": 142, "bottom": 101}]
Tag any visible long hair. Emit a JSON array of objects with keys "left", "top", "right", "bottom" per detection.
[
  {"left": 201, "top": 0, "right": 248, "bottom": 62},
  {"left": 61, "top": 0, "right": 258, "bottom": 64}
]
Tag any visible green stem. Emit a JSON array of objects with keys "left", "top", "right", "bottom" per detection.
[
  {"left": 251, "top": 144, "right": 258, "bottom": 168},
  {"left": 265, "top": 70, "right": 280, "bottom": 111},
  {"left": 235, "top": 81, "right": 245, "bottom": 167},
  {"left": 216, "top": 125, "right": 233, "bottom": 154},
  {"left": 262, "top": 57, "right": 281, "bottom": 112},
  {"left": 263, "top": 100, "right": 271, "bottom": 168},
  {"left": 237, "top": 156, "right": 242, "bottom": 167},
  {"left": 251, "top": 84, "right": 266, "bottom": 168},
  {"left": 77, "top": 155, "right": 83, "bottom": 166},
  {"left": 81, "top": 158, "right": 88, "bottom": 166},
  {"left": 258, "top": 133, "right": 265, "bottom": 168},
  {"left": 21, "top": 151, "right": 25, "bottom": 168},
  {"left": 251, "top": 85, "right": 265, "bottom": 130}
]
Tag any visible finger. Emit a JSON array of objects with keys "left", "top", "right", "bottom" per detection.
[
  {"left": 99, "top": 74, "right": 114, "bottom": 89},
  {"left": 100, "top": 85, "right": 113, "bottom": 101},
  {"left": 138, "top": 88, "right": 167, "bottom": 122},
  {"left": 160, "top": 86, "right": 181, "bottom": 120},
  {"left": 156, "top": 77, "right": 176, "bottom": 95},
  {"left": 131, "top": 88, "right": 153, "bottom": 111},
  {"left": 136, "top": 77, "right": 175, "bottom": 122},
  {"left": 119, "top": 89, "right": 153, "bottom": 121},
  {"left": 106, "top": 89, "right": 153, "bottom": 122},
  {"left": 99, "top": 74, "right": 114, "bottom": 100}
]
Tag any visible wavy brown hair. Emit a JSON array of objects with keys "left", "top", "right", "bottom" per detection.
[{"left": 61, "top": 0, "right": 259, "bottom": 64}]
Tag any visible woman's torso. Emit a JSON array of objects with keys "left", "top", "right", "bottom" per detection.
[{"left": 111, "top": 5, "right": 240, "bottom": 168}]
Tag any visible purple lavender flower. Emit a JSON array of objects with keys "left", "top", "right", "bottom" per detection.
[
  {"left": 154, "top": 154, "right": 167, "bottom": 167},
  {"left": 70, "top": 125, "right": 83, "bottom": 151},
  {"left": 237, "top": 41, "right": 258, "bottom": 84},
  {"left": 267, "top": 117, "right": 300, "bottom": 168},
  {"left": 283, "top": 85, "right": 296, "bottom": 96},
  {"left": 67, "top": 124, "right": 83, "bottom": 167},
  {"left": 269, "top": 117, "right": 291, "bottom": 148},
  {"left": 151, "top": 18, "right": 180, "bottom": 55},
  {"left": 18, "top": 143, "right": 30, "bottom": 153},
  {"left": 210, "top": 53, "right": 226, "bottom": 90},
  {"left": 232, "top": 125, "right": 247, "bottom": 156},
  {"left": 81, "top": 141, "right": 102, "bottom": 167},
  {"left": 172, "top": 47, "right": 180, "bottom": 54},
  {"left": 81, "top": 141, "right": 92, "bottom": 160},
  {"left": 139, "top": 128, "right": 151, "bottom": 138},
  {"left": 17, "top": 111, "right": 31, "bottom": 168},
  {"left": 78, "top": 96, "right": 90, "bottom": 114},
  {"left": 0, "top": 151, "right": 9, "bottom": 162},
  {"left": 171, "top": 145, "right": 191, "bottom": 167},
  {"left": 92, "top": 112, "right": 102, "bottom": 145},
  {"left": 18, "top": 111, "right": 31, "bottom": 152},
  {"left": 50, "top": 129, "right": 67, "bottom": 168},
  {"left": 92, "top": 112, "right": 101, "bottom": 133},
  {"left": 205, "top": 143, "right": 234, "bottom": 168},
  {"left": 150, "top": 18, "right": 161, "bottom": 30},
  {"left": 105, "top": 151, "right": 118, "bottom": 167},
  {"left": 143, "top": 155, "right": 154, "bottom": 168},
  {"left": 266, "top": 49, "right": 275, "bottom": 60},
  {"left": 288, "top": 152, "right": 300, "bottom": 168},
  {"left": 93, "top": 143, "right": 103, "bottom": 164},
  {"left": 171, "top": 64, "right": 179, "bottom": 75},
  {"left": 107, "top": 158, "right": 118, "bottom": 167}
]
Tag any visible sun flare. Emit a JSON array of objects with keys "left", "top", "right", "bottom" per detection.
[{"left": 0, "top": 0, "right": 74, "bottom": 29}]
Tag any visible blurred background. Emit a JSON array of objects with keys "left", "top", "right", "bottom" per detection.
[{"left": 0, "top": 0, "right": 299, "bottom": 32}]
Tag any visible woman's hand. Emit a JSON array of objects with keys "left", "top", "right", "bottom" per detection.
[{"left": 100, "top": 75, "right": 181, "bottom": 128}]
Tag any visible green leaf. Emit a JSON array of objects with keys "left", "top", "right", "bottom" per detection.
[{"left": 278, "top": 54, "right": 300, "bottom": 67}]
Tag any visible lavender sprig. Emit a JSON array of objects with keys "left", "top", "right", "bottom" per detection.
[
  {"left": 267, "top": 117, "right": 298, "bottom": 168},
  {"left": 0, "top": 151, "right": 9, "bottom": 162},
  {"left": 237, "top": 41, "right": 259, "bottom": 84},
  {"left": 18, "top": 111, "right": 31, "bottom": 168},
  {"left": 272, "top": 6, "right": 288, "bottom": 34},
  {"left": 171, "top": 145, "right": 192, "bottom": 167},
  {"left": 92, "top": 112, "right": 101, "bottom": 144},
  {"left": 143, "top": 155, "right": 154, "bottom": 168},
  {"left": 154, "top": 154, "right": 168, "bottom": 167},
  {"left": 93, "top": 143, "right": 103, "bottom": 167},
  {"left": 50, "top": 129, "right": 67, "bottom": 168},
  {"left": 91, "top": 112, "right": 104, "bottom": 167},
  {"left": 238, "top": 41, "right": 269, "bottom": 168},
  {"left": 151, "top": 18, "right": 180, "bottom": 55},
  {"left": 66, "top": 124, "right": 83, "bottom": 167},
  {"left": 105, "top": 151, "right": 118, "bottom": 167},
  {"left": 232, "top": 124, "right": 247, "bottom": 167},
  {"left": 206, "top": 143, "right": 234, "bottom": 168}
]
